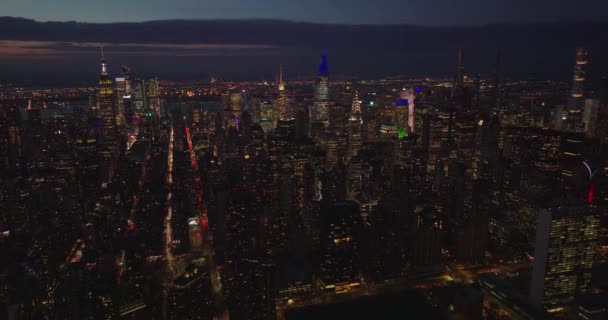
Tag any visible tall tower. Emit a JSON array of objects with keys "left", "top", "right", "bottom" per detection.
[
  {"left": 317, "top": 47, "right": 329, "bottom": 100},
  {"left": 351, "top": 90, "right": 362, "bottom": 119},
  {"left": 119, "top": 65, "right": 134, "bottom": 124},
  {"left": 276, "top": 64, "right": 289, "bottom": 120},
  {"left": 278, "top": 64, "right": 285, "bottom": 92},
  {"left": 565, "top": 47, "right": 590, "bottom": 132},
  {"left": 457, "top": 47, "right": 465, "bottom": 85},
  {"left": 97, "top": 48, "right": 116, "bottom": 146},
  {"left": 492, "top": 49, "right": 502, "bottom": 111},
  {"left": 347, "top": 91, "right": 362, "bottom": 161},
  {"left": 122, "top": 65, "right": 132, "bottom": 95},
  {"left": 313, "top": 47, "right": 330, "bottom": 124},
  {"left": 147, "top": 77, "right": 160, "bottom": 117},
  {"left": 114, "top": 77, "right": 126, "bottom": 127},
  {"left": 400, "top": 88, "right": 416, "bottom": 133},
  {"left": 451, "top": 47, "right": 467, "bottom": 104},
  {"left": 530, "top": 206, "right": 600, "bottom": 314}
]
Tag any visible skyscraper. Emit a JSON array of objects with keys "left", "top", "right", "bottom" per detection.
[
  {"left": 457, "top": 47, "right": 465, "bottom": 85},
  {"left": 147, "top": 77, "right": 160, "bottom": 117},
  {"left": 276, "top": 64, "right": 289, "bottom": 120},
  {"left": 395, "top": 98, "right": 409, "bottom": 139},
  {"left": 318, "top": 201, "right": 362, "bottom": 292},
  {"left": 530, "top": 206, "right": 600, "bottom": 314},
  {"left": 312, "top": 47, "right": 330, "bottom": 125},
  {"left": 133, "top": 79, "right": 146, "bottom": 116},
  {"left": 583, "top": 98, "right": 600, "bottom": 137},
  {"left": 397, "top": 88, "right": 416, "bottom": 135},
  {"left": 351, "top": 90, "right": 362, "bottom": 119},
  {"left": 564, "top": 47, "right": 590, "bottom": 132},
  {"left": 451, "top": 47, "right": 465, "bottom": 99},
  {"left": 98, "top": 48, "right": 116, "bottom": 147},
  {"left": 122, "top": 65, "right": 132, "bottom": 95},
  {"left": 222, "top": 90, "right": 243, "bottom": 130},
  {"left": 114, "top": 76, "right": 127, "bottom": 126},
  {"left": 347, "top": 91, "right": 363, "bottom": 161}
]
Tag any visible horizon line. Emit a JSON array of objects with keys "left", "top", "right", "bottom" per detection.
[{"left": 2, "top": 15, "right": 608, "bottom": 28}]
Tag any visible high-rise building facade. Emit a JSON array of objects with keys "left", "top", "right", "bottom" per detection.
[
  {"left": 276, "top": 64, "right": 289, "bottom": 120},
  {"left": 98, "top": 50, "right": 116, "bottom": 147},
  {"left": 133, "top": 79, "right": 146, "bottom": 116},
  {"left": 147, "top": 77, "right": 160, "bottom": 116},
  {"left": 530, "top": 206, "right": 600, "bottom": 314},
  {"left": 564, "top": 47, "right": 590, "bottom": 132},
  {"left": 318, "top": 201, "right": 362, "bottom": 291},
  {"left": 312, "top": 48, "right": 329, "bottom": 125},
  {"left": 114, "top": 77, "right": 127, "bottom": 126}
]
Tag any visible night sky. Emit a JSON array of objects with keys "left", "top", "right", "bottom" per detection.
[{"left": 3, "top": 0, "right": 608, "bottom": 25}]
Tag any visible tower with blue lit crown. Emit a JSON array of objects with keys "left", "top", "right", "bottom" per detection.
[{"left": 313, "top": 47, "right": 330, "bottom": 125}]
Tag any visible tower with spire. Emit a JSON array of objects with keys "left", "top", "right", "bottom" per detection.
[
  {"left": 278, "top": 64, "right": 285, "bottom": 92},
  {"left": 313, "top": 46, "right": 330, "bottom": 125},
  {"left": 98, "top": 47, "right": 115, "bottom": 130},
  {"left": 456, "top": 47, "right": 465, "bottom": 85},
  {"left": 450, "top": 47, "right": 472, "bottom": 112},
  {"left": 350, "top": 90, "right": 362, "bottom": 120},
  {"left": 99, "top": 47, "right": 113, "bottom": 96},
  {"left": 276, "top": 64, "right": 289, "bottom": 120},
  {"left": 97, "top": 47, "right": 118, "bottom": 179},
  {"left": 347, "top": 90, "right": 363, "bottom": 161}
]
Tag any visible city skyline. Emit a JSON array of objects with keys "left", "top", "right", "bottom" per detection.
[{"left": 1, "top": 3, "right": 608, "bottom": 320}]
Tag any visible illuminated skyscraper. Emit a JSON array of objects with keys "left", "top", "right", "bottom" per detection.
[
  {"left": 351, "top": 90, "right": 362, "bottom": 119},
  {"left": 312, "top": 47, "right": 330, "bottom": 125},
  {"left": 119, "top": 66, "right": 133, "bottom": 123},
  {"left": 114, "top": 77, "right": 126, "bottom": 126},
  {"left": 530, "top": 206, "right": 600, "bottom": 314},
  {"left": 276, "top": 64, "right": 289, "bottom": 120},
  {"left": 405, "top": 88, "right": 416, "bottom": 133},
  {"left": 222, "top": 90, "right": 243, "bottom": 130},
  {"left": 97, "top": 48, "right": 117, "bottom": 147},
  {"left": 133, "top": 79, "right": 146, "bottom": 116},
  {"left": 396, "top": 88, "right": 416, "bottom": 137},
  {"left": 347, "top": 91, "right": 363, "bottom": 161},
  {"left": 394, "top": 98, "right": 409, "bottom": 139},
  {"left": 564, "top": 48, "right": 590, "bottom": 132},
  {"left": 121, "top": 65, "right": 132, "bottom": 95},
  {"left": 258, "top": 100, "right": 275, "bottom": 133},
  {"left": 147, "top": 77, "right": 160, "bottom": 116}
]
